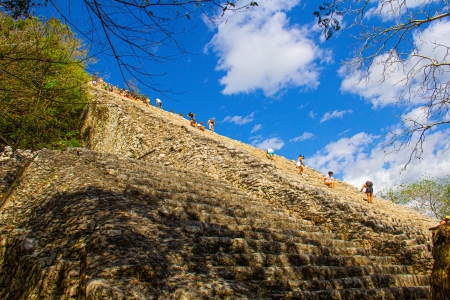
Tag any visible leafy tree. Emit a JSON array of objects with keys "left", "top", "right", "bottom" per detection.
[
  {"left": 378, "top": 175, "right": 450, "bottom": 219},
  {"left": 0, "top": 13, "right": 90, "bottom": 150},
  {"left": 314, "top": 1, "right": 450, "bottom": 165},
  {"left": 1, "top": 0, "right": 259, "bottom": 95},
  {"left": 0, "top": 0, "right": 47, "bottom": 18}
]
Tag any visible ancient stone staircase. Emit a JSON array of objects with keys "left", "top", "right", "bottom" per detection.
[
  {"left": 0, "top": 86, "right": 437, "bottom": 299},
  {"left": 83, "top": 88, "right": 434, "bottom": 261},
  {"left": 0, "top": 148, "right": 432, "bottom": 299}
]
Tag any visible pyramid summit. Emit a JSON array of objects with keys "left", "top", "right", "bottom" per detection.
[{"left": 0, "top": 86, "right": 437, "bottom": 299}]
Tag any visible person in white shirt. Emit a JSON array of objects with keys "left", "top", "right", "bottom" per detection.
[{"left": 324, "top": 171, "right": 335, "bottom": 188}]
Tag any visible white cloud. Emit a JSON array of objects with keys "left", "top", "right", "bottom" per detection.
[
  {"left": 320, "top": 109, "right": 353, "bottom": 123},
  {"left": 290, "top": 132, "right": 314, "bottom": 142},
  {"left": 309, "top": 110, "right": 317, "bottom": 119},
  {"left": 222, "top": 112, "right": 255, "bottom": 125},
  {"left": 340, "top": 18, "right": 450, "bottom": 109},
  {"left": 249, "top": 134, "right": 263, "bottom": 140},
  {"left": 251, "top": 137, "right": 285, "bottom": 150},
  {"left": 250, "top": 124, "right": 263, "bottom": 133},
  {"left": 365, "top": 0, "right": 441, "bottom": 21},
  {"left": 307, "top": 129, "right": 450, "bottom": 192},
  {"left": 206, "top": 1, "right": 323, "bottom": 96}
]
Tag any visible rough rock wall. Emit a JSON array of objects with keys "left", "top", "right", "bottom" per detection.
[
  {"left": 430, "top": 225, "right": 450, "bottom": 299},
  {"left": 82, "top": 88, "right": 436, "bottom": 273},
  {"left": 0, "top": 148, "right": 434, "bottom": 299},
  {"left": 0, "top": 87, "right": 440, "bottom": 299}
]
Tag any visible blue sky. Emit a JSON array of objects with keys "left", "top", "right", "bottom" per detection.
[{"left": 42, "top": 0, "right": 450, "bottom": 191}]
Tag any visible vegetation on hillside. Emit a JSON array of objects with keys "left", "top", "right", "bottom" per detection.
[
  {"left": 1, "top": 0, "right": 260, "bottom": 95},
  {"left": 0, "top": 13, "right": 90, "bottom": 150},
  {"left": 379, "top": 175, "right": 450, "bottom": 219}
]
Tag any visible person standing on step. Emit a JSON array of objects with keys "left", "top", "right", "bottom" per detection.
[
  {"left": 156, "top": 98, "right": 162, "bottom": 109},
  {"left": 208, "top": 118, "right": 215, "bottom": 132},
  {"left": 296, "top": 155, "right": 305, "bottom": 175},
  {"left": 187, "top": 112, "right": 195, "bottom": 121},
  {"left": 266, "top": 148, "right": 275, "bottom": 161},
  {"left": 360, "top": 181, "right": 374, "bottom": 203},
  {"left": 324, "top": 171, "right": 335, "bottom": 188}
]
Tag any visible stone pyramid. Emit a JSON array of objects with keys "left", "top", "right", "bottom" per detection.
[{"left": 0, "top": 87, "right": 436, "bottom": 299}]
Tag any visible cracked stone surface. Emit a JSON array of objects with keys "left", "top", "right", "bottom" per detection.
[{"left": 0, "top": 87, "right": 437, "bottom": 299}]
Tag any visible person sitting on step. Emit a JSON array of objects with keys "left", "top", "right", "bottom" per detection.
[{"left": 324, "top": 171, "right": 335, "bottom": 188}]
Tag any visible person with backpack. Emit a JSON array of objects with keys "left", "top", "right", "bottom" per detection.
[
  {"left": 360, "top": 181, "right": 374, "bottom": 203},
  {"left": 296, "top": 155, "right": 305, "bottom": 175},
  {"left": 208, "top": 118, "right": 215, "bottom": 132}
]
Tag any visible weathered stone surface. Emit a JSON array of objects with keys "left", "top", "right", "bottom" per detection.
[
  {"left": 0, "top": 87, "right": 438, "bottom": 299},
  {"left": 430, "top": 225, "right": 450, "bottom": 299}
]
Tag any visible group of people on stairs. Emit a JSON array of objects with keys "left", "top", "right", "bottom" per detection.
[
  {"left": 265, "top": 149, "right": 376, "bottom": 204},
  {"left": 187, "top": 112, "right": 215, "bottom": 133}
]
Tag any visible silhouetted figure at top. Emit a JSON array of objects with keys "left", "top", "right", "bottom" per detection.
[
  {"left": 208, "top": 118, "right": 215, "bottom": 132},
  {"left": 187, "top": 112, "right": 195, "bottom": 121}
]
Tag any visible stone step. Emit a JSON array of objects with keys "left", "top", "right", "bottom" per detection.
[
  {"left": 161, "top": 198, "right": 314, "bottom": 226},
  {"left": 280, "top": 285, "right": 430, "bottom": 300},
  {"left": 211, "top": 265, "right": 415, "bottom": 282},
  {"left": 165, "top": 198, "right": 283, "bottom": 217},
  {"left": 209, "top": 252, "right": 393, "bottom": 268},
  {"left": 286, "top": 273, "right": 429, "bottom": 291},
  {"left": 191, "top": 228, "right": 374, "bottom": 257},
  {"left": 225, "top": 225, "right": 338, "bottom": 242},
  {"left": 164, "top": 196, "right": 293, "bottom": 217},
  {"left": 195, "top": 237, "right": 365, "bottom": 256},
  {"left": 369, "top": 256, "right": 398, "bottom": 265}
]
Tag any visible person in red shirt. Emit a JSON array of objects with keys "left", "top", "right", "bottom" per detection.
[{"left": 429, "top": 216, "right": 450, "bottom": 231}]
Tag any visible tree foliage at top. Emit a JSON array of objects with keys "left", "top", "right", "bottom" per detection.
[
  {"left": 0, "top": 13, "right": 90, "bottom": 150},
  {"left": 315, "top": 0, "right": 450, "bottom": 166},
  {"left": 1, "top": 0, "right": 260, "bottom": 95},
  {"left": 0, "top": 0, "right": 47, "bottom": 18},
  {"left": 378, "top": 175, "right": 450, "bottom": 219}
]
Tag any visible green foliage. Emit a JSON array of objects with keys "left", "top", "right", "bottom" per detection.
[
  {"left": 0, "top": 0, "right": 45, "bottom": 19},
  {"left": 0, "top": 13, "right": 90, "bottom": 150},
  {"left": 378, "top": 175, "right": 450, "bottom": 219}
]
